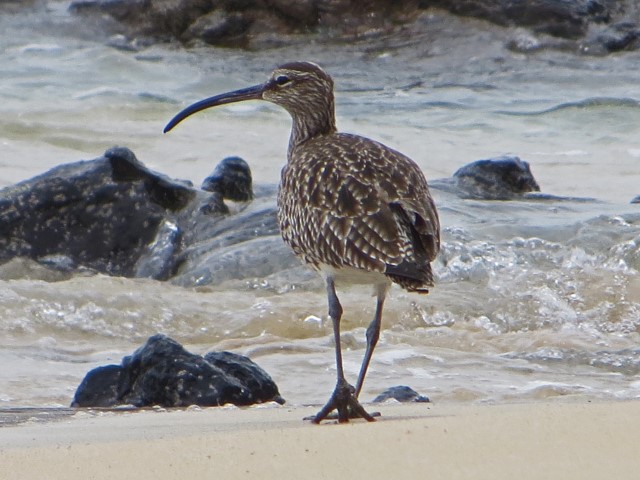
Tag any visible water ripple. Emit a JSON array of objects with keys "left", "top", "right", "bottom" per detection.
[{"left": 496, "top": 96, "right": 640, "bottom": 116}]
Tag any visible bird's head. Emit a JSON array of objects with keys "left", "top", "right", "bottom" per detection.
[
  {"left": 262, "top": 62, "right": 334, "bottom": 117},
  {"left": 164, "top": 61, "right": 334, "bottom": 133}
]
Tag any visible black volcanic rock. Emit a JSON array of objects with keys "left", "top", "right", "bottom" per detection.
[
  {"left": 0, "top": 146, "right": 195, "bottom": 277},
  {"left": 72, "top": 334, "right": 285, "bottom": 408},
  {"left": 0, "top": 147, "right": 554, "bottom": 287},
  {"left": 0, "top": 147, "right": 292, "bottom": 284},
  {"left": 202, "top": 156, "right": 253, "bottom": 202},
  {"left": 69, "top": 0, "right": 215, "bottom": 40},
  {"left": 431, "top": 155, "right": 540, "bottom": 200},
  {"left": 65, "top": 0, "right": 640, "bottom": 54},
  {"left": 183, "top": 10, "right": 254, "bottom": 48},
  {"left": 204, "top": 351, "right": 282, "bottom": 406},
  {"left": 426, "top": 0, "right": 615, "bottom": 39},
  {"left": 372, "top": 385, "right": 430, "bottom": 403},
  {"left": 68, "top": 0, "right": 429, "bottom": 47}
]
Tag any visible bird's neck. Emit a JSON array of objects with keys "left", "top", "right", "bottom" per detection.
[{"left": 287, "top": 108, "right": 337, "bottom": 159}]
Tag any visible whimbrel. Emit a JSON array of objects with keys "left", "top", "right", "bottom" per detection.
[{"left": 164, "top": 62, "right": 440, "bottom": 423}]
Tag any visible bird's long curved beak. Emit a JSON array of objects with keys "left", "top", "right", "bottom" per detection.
[{"left": 163, "top": 83, "right": 266, "bottom": 133}]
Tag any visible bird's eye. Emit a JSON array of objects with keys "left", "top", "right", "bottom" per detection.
[{"left": 275, "top": 75, "right": 291, "bottom": 86}]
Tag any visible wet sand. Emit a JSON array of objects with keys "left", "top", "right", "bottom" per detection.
[{"left": 1, "top": 400, "right": 639, "bottom": 479}]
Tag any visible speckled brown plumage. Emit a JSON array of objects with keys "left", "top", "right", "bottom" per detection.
[
  {"left": 164, "top": 61, "right": 440, "bottom": 424},
  {"left": 278, "top": 133, "right": 439, "bottom": 291},
  {"left": 266, "top": 62, "right": 440, "bottom": 295}
]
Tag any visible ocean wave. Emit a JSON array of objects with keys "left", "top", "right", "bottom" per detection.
[{"left": 495, "top": 97, "right": 640, "bottom": 116}]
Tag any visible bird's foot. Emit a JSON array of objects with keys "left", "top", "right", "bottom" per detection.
[
  {"left": 308, "top": 381, "right": 378, "bottom": 424},
  {"left": 308, "top": 408, "right": 382, "bottom": 423}
]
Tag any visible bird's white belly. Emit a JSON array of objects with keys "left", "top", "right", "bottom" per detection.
[{"left": 318, "top": 264, "right": 390, "bottom": 288}]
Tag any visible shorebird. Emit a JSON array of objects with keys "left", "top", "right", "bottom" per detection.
[{"left": 164, "top": 62, "right": 440, "bottom": 423}]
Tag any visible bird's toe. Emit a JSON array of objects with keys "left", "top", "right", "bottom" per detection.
[{"left": 309, "top": 381, "right": 378, "bottom": 424}]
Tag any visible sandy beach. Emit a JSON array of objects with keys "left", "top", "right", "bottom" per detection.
[{"left": 1, "top": 400, "right": 639, "bottom": 479}]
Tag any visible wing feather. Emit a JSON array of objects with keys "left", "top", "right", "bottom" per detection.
[{"left": 278, "top": 133, "right": 440, "bottom": 289}]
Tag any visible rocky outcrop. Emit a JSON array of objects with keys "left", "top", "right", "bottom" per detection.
[
  {"left": 68, "top": 0, "right": 423, "bottom": 48},
  {"left": 64, "top": 0, "right": 640, "bottom": 53},
  {"left": 71, "top": 334, "right": 285, "bottom": 408},
  {"left": 438, "top": 0, "right": 640, "bottom": 54},
  {"left": 0, "top": 147, "right": 292, "bottom": 285},
  {"left": 0, "top": 148, "right": 553, "bottom": 286},
  {"left": 0, "top": 146, "right": 195, "bottom": 278},
  {"left": 426, "top": 0, "right": 616, "bottom": 39}
]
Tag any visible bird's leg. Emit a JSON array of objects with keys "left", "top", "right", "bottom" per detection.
[
  {"left": 355, "top": 286, "right": 386, "bottom": 398},
  {"left": 312, "top": 277, "right": 375, "bottom": 424}
]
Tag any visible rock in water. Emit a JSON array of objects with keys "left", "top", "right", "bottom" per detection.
[
  {"left": 0, "top": 146, "right": 195, "bottom": 277},
  {"left": 71, "top": 334, "right": 285, "bottom": 408},
  {"left": 201, "top": 156, "right": 253, "bottom": 202},
  {"left": 0, "top": 147, "right": 553, "bottom": 287},
  {"left": 453, "top": 155, "right": 540, "bottom": 199},
  {"left": 65, "top": 0, "right": 637, "bottom": 54},
  {"left": 0, "top": 146, "right": 280, "bottom": 284},
  {"left": 431, "top": 155, "right": 540, "bottom": 200},
  {"left": 428, "top": 0, "right": 612, "bottom": 39},
  {"left": 372, "top": 385, "right": 430, "bottom": 403}
]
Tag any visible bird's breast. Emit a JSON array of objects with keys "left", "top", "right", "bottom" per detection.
[{"left": 276, "top": 133, "right": 439, "bottom": 279}]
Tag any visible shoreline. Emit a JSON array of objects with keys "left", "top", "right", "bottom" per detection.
[{"left": 2, "top": 400, "right": 639, "bottom": 479}]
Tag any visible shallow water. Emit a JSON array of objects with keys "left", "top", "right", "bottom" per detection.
[{"left": 1, "top": 3, "right": 640, "bottom": 411}]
